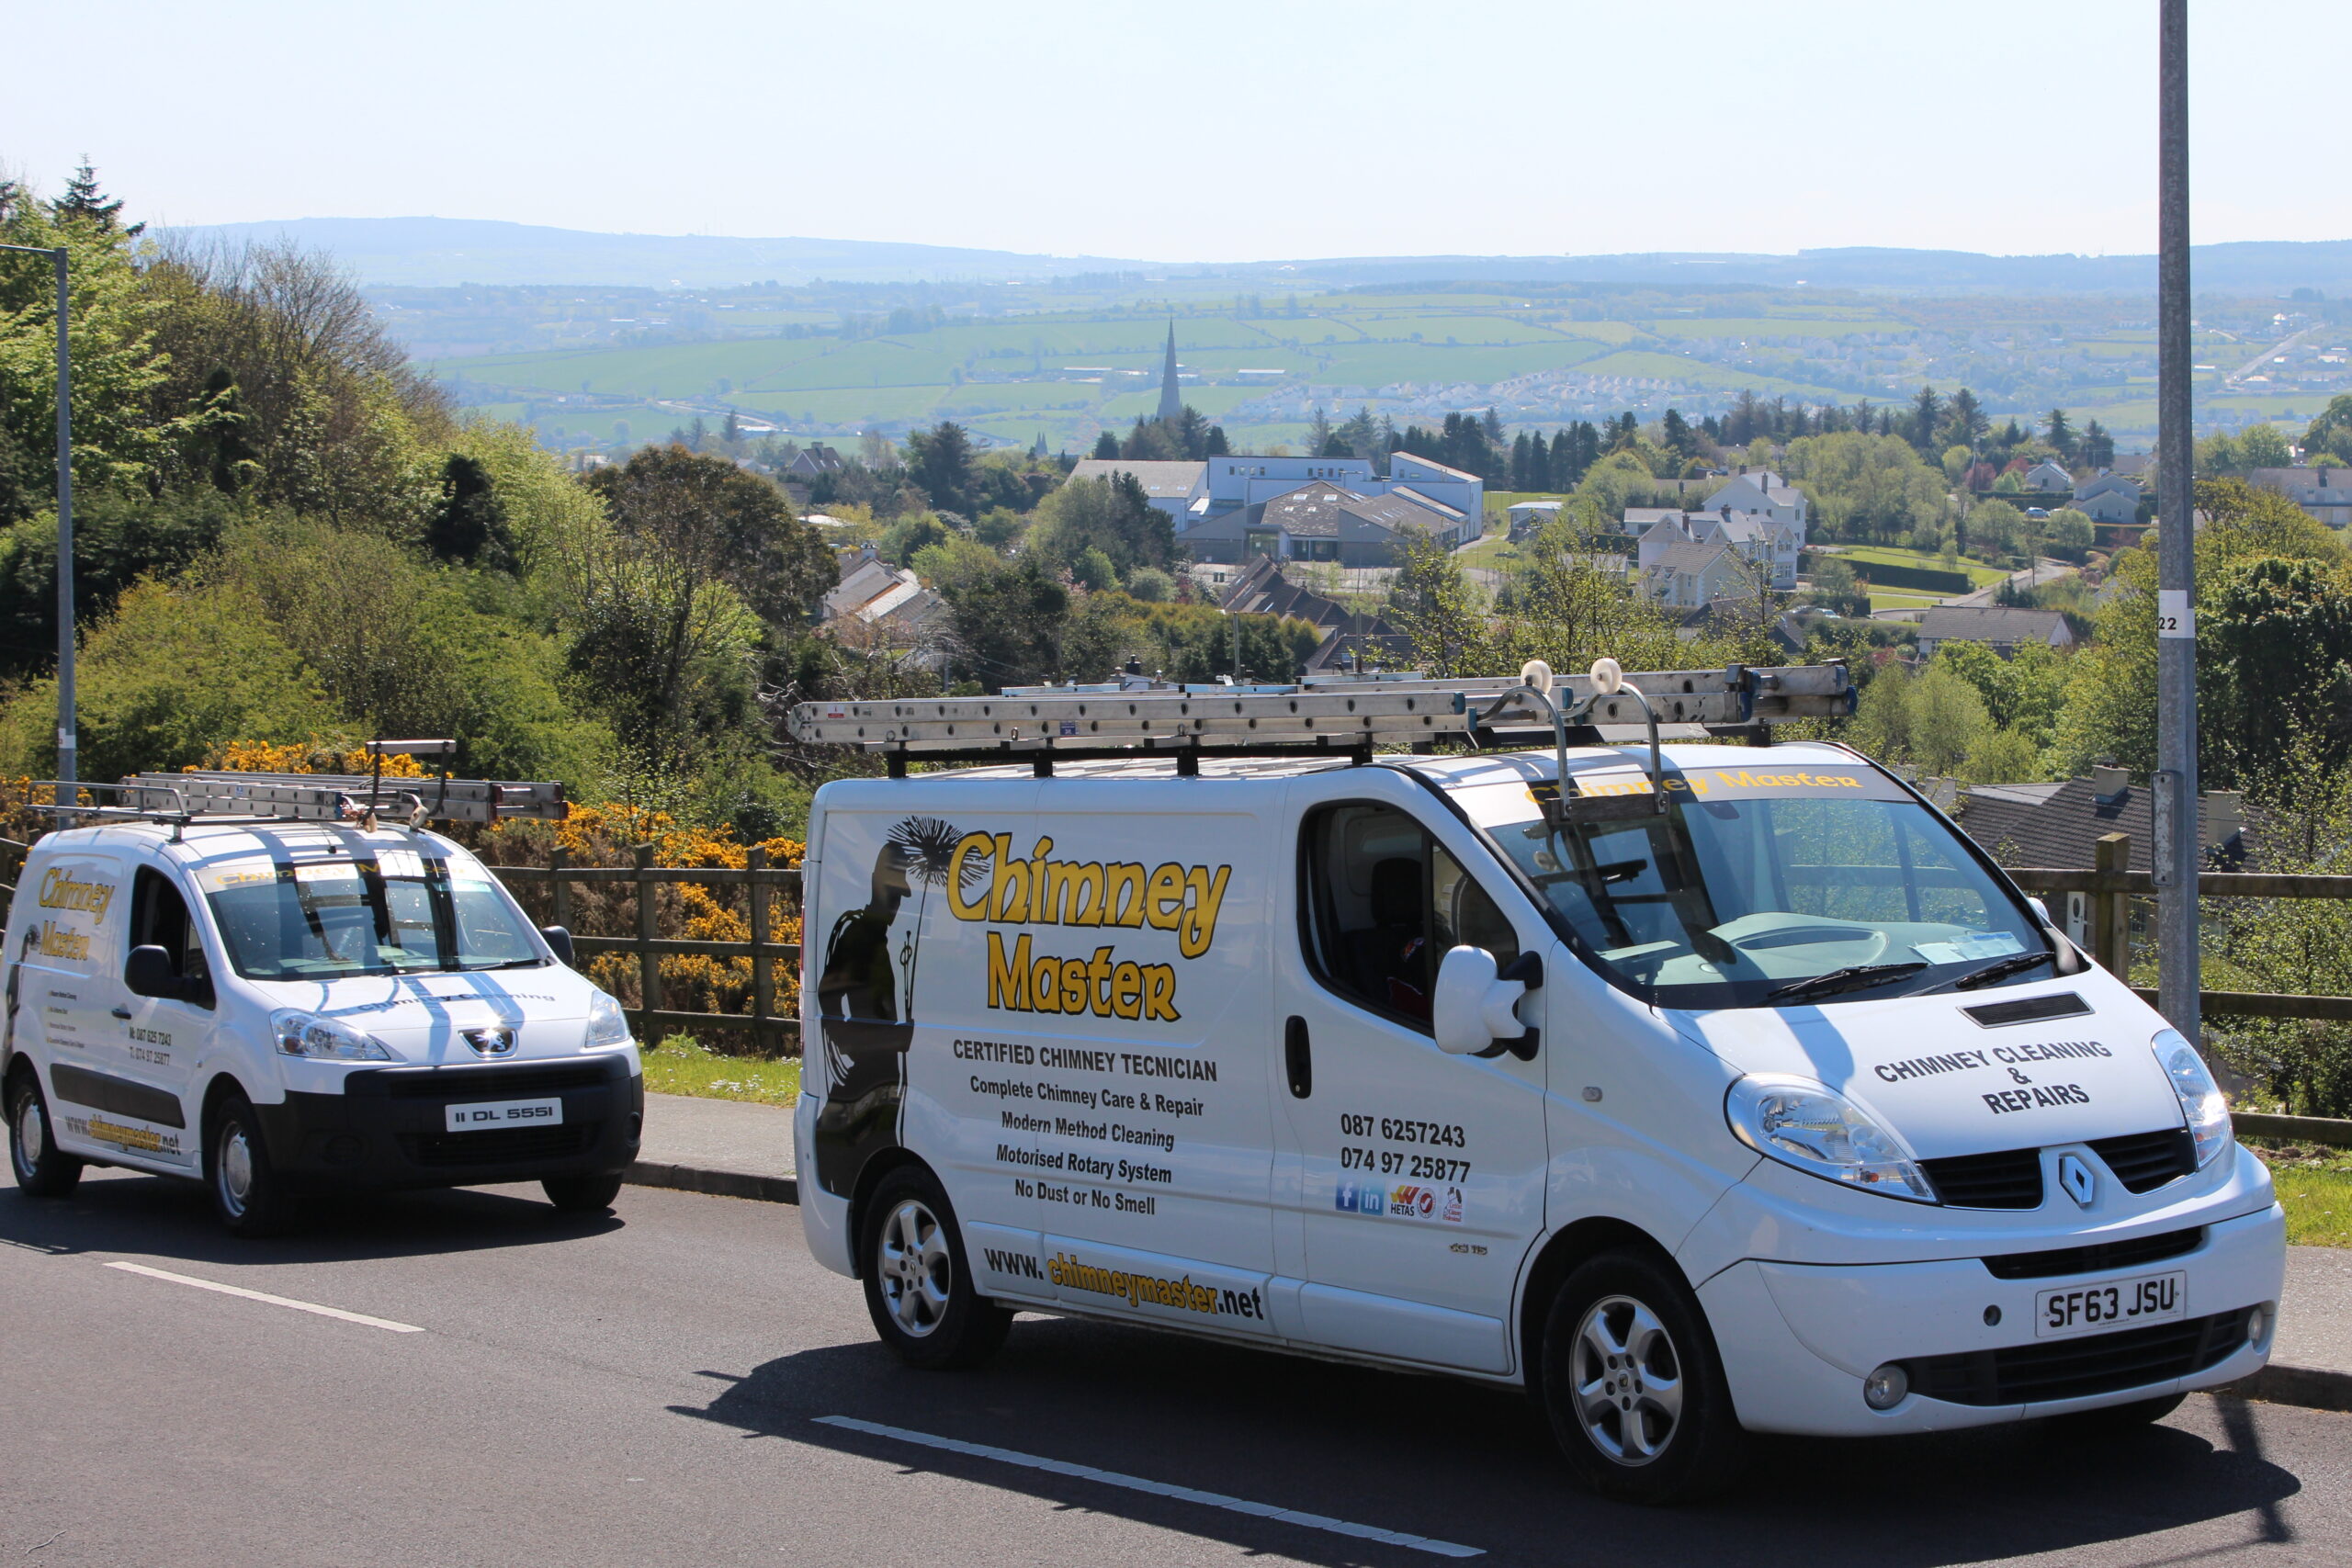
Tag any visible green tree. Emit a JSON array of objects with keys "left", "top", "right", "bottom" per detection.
[
  {"left": 0, "top": 578, "right": 335, "bottom": 779},
  {"left": 1026, "top": 473, "right": 1173, "bottom": 576},
  {"left": 2303, "top": 395, "right": 2352, "bottom": 464},
  {"left": 2045, "top": 408, "right": 2075, "bottom": 463},
  {"left": 1941, "top": 445, "right": 1973, "bottom": 484},
  {"left": 904, "top": 421, "right": 978, "bottom": 515},
  {"left": 2045, "top": 507, "right": 2095, "bottom": 559},
  {"left": 586, "top": 443, "right": 833, "bottom": 626},
  {"left": 1091, "top": 430, "right": 1119, "bottom": 460},
  {"left": 425, "top": 453, "right": 514, "bottom": 570},
  {"left": 2239, "top": 423, "right": 2292, "bottom": 469}
]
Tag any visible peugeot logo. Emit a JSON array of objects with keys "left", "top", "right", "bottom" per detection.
[
  {"left": 462, "top": 1027, "right": 518, "bottom": 1057},
  {"left": 2058, "top": 1152, "right": 2098, "bottom": 1209}
]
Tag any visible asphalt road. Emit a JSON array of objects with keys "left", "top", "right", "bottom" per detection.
[{"left": 3, "top": 1170, "right": 2346, "bottom": 1568}]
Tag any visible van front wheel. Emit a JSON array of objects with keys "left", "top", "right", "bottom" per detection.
[
  {"left": 859, "top": 1166, "right": 1010, "bottom": 1370},
  {"left": 1538, "top": 1249, "right": 1746, "bottom": 1505},
  {"left": 207, "top": 1091, "right": 301, "bottom": 1238},
  {"left": 8, "top": 1073, "right": 84, "bottom": 1198}
]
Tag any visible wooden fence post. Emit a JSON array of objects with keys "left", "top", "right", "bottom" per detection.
[
  {"left": 2094, "top": 831, "right": 2132, "bottom": 977},
  {"left": 633, "top": 842, "right": 663, "bottom": 1020},
  {"left": 747, "top": 844, "right": 774, "bottom": 1055},
  {"left": 548, "top": 845, "right": 571, "bottom": 933}
]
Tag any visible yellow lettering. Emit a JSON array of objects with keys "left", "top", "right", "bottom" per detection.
[
  {"left": 1142, "top": 964, "right": 1180, "bottom": 1021},
  {"left": 949, "top": 833, "right": 995, "bottom": 920},
  {"left": 1113, "top": 961, "right": 1143, "bottom": 1020},
  {"left": 1147, "top": 864, "right": 1186, "bottom": 930},
  {"left": 1030, "top": 838, "right": 1056, "bottom": 923},
  {"left": 989, "top": 834, "right": 1029, "bottom": 923},
  {"left": 987, "top": 931, "right": 1034, "bottom": 1010},
  {"left": 1031, "top": 953, "right": 1062, "bottom": 1012},
  {"left": 1107, "top": 863, "right": 1147, "bottom": 927},
  {"left": 1178, "top": 864, "right": 1231, "bottom": 959},
  {"left": 1059, "top": 956, "right": 1090, "bottom": 1011}
]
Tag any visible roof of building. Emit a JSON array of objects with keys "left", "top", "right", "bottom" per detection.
[
  {"left": 1388, "top": 452, "right": 1480, "bottom": 484},
  {"left": 1068, "top": 458, "right": 1207, "bottom": 498},
  {"left": 1645, "top": 539, "right": 1742, "bottom": 578},
  {"left": 1216, "top": 557, "right": 1360, "bottom": 627},
  {"left": 2075, "top": 473, "right": 2142, "bottom": 498},
  {"left": 1344, "top": 490, "right": 1455, "bottom": 530},
  {"left": 822, "top": 556, "right": 910, "bottom": 619},
  {"left": 1956, "top": 774, "right": 2255, "bottom": 872},
  {"left": 1916, "top": 605, "right": 2069, "bottom": 644},
  {"left": 1384, "top": 485, "right": 1466, "bottom": 521}
]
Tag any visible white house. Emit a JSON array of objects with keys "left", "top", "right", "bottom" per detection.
[
  {"left": 1193, "top": 451, "right": 1484, "bottom": 536},
  {"left": 1177, "top": 479, "right": 1475, "bottom": 567},
  {"left": 2247, "top": 465, "right": 2352, "bottom": 527},
  {"left": 1508, "top": 500, "right": 1562, "bottom": 538},
  {"left": 1631, "top": 508, "right": 1798, "bottom": 589},
  {"left": 2072, "top": 473, "right": 2143, "bottom": 526},
  {"left": 1640, "top": 539, "right": 1756, "bottom": 609},
  {"left": 2023, "top": 460, "right": 2075, "bottom": 493},
  {"left": 1915, "top": 605, "right": 2075, "bottom": 659},
  {"left": 1703, "top": 468, "right": 1810, "bottom": 537}
]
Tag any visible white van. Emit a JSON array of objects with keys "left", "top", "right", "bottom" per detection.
[
  {"left": 3, "top": 775, "right": 641, "bottom": 1235},
  {"left": 789, "top": 671, "right": 2282, "bottom": 1503}
]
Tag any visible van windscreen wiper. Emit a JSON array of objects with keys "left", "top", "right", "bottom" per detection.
[
  {"left": 1764, "top": 963, "right": 1927, "bottom": 1005},
  {"left": 1943, "top": 951, "right": 2057, "bottom": 991}
]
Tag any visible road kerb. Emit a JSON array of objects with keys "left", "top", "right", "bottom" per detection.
[
  {"left": 617, "top": 1162, "right": 2352, "bottom": 1416},
  {"left": 626, "top": 1159, "right": 797, "bottom": 1206},
  {"left": 2224, "top": 1363, "right": 2352, "bottom": 1413}
]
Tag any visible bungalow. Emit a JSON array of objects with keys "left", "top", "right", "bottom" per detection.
[
  {"left": 2071, "top": 473, "right": 2143, "bottom": 526},
  {"left": 2246, "top": 465, "right": 2352, "bottom": 528},
  {"left": 1914, "top": 605, "right": 2075, "bottom": 659},
  {"left": 2023, "top": 459, "right": 2075, "bottom": 493},
  {"left": 1180, "top": 479, "right": 1470, "bottom": 567}
]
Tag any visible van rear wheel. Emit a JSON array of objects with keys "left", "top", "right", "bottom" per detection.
[
  {"left": 207, "top": 1091, "right": 301, "bottom": 1238},
  {"left": 859, "top": 1166, "right": 1010, "bottom": 1370},
  {"left": 7, "top": 1072, "right": 84, "bottom": 1198},
  {"left": 1538, "top": 1248, "right": 1746, "bottom": 1505}
]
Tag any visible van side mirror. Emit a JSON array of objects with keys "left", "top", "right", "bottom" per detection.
[
  {"left": 2026, "top": 897, "right": 2053, "bottom": 926},
  {"left": 540, "top": 926, "right": 576, "bottom": 967},
  {"left": 124, "top": 944, "right": 211, "bottom": 1008},
  {"left": 1433, "top": 946, "right": 1536, "bottom": 1058}
]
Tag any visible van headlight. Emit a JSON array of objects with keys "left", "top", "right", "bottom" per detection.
[
  {"left": 2154, "top": 1028, "right": 2233, "bottom": 1168},
  {"left": 270, "top": 1009, "right": 399, "bottom": 1062},
  {"left": 583, "top": 989, "right": 634, "bottom": 1051},
  {"left": 1725, "top": 1076, "right": 1937, "bottom": 1202}
]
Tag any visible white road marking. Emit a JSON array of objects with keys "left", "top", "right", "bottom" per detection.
[
  {"left": 814, "top": 1414, "right": 1482, "bottom": 1558},
  {"left": 104, "top": 1261, "right": 425, "bottom": 1334}
]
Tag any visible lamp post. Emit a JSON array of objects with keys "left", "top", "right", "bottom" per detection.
[
  {"left": 0, "top": 242, "right": 73, "bottom": 804},
  {"left": 2154, "top": 0, "right": 2200, "bottom": 1043}
]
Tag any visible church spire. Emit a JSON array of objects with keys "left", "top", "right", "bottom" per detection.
[{"left": 1157, "top": 321, "right": 1182, "bottom": 423}]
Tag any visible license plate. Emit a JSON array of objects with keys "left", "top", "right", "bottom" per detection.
[
  {"left": 2035, "top": 1270, "right": 2187, "bottom": 1338},
  {"left": 444, "top": 1098, "right": 563, "bottom": 1133}
]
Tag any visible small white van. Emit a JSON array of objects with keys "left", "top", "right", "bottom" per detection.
[
  {"left": 790, "top": 670, "right": 2283, "bottom": 1503},
  {"left": 4, "top": 774, "right": 641, "bottom": 1235}
]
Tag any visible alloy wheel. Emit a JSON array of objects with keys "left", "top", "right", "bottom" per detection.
[
  {"left": 1571, "top": 1293, "right": 1685, "bottom": 1466},
  {"left": 876, "top": 1197, "right": 953, "bottom": 1337}
]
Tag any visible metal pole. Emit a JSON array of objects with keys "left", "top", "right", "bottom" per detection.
[
  {"left": 2155, "top": 0, "right": 2199, "bottom": 1043},
  {"left": 53, "top": 246, "right": 74, "bottom": 805}
]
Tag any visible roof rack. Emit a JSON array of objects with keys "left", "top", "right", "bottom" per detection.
[
  {"left": 786, "top": 660, "right": 1855, "bottom": 778},
  {"left": 24, "top": 746, "right": 567, "bottom": 836}
]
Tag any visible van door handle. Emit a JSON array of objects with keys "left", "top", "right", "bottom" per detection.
[
  {"left": 1284, "top": 1016, "right": 1312, "bottom": 1099},
  {"left": 112, "top": 1007, "right": 133, "bottom": 1020}
]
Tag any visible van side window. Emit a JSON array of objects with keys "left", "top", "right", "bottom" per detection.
[
  {"left": 1301, "top": 804, "right": 1518, "bottom": 1029},
  {"left": 130, "top": 867, "right": 210, "bottom": 989}
]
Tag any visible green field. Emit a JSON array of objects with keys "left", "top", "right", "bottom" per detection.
[
  {"left": 421, "top": 282, "right": 2346, "bottom": 454},
  {"left": 1832, "top": 545, "right": 2008, "bottom": 589}
]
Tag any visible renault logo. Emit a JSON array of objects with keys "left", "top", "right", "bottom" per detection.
[
  {"left": 2058, "top": 1152, "right": 2098, "bottom": 1209},
  {"left": 462, "top": 1027, "right": 518, "bottom": 1057}
]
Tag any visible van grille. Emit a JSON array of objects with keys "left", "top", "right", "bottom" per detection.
[
  {"left": 1904, "top": 1308, "right": 2251, "bottom": 1406},
  {"left": 1982, "top": 1226, "right": 2203, "bottom": 1280},
  {"left": 399, "top": 1122, "right": 598, "bottom": 1168},
  {"left": 1921, "top": 1148, "right": 2044, "bottom": 1209},
  {"left": 2089, "top": 1129, "right": 2199, "bottom": 1193},
  {"left": 364, "top": 1062, "right": 615, "bottom": 1100}
]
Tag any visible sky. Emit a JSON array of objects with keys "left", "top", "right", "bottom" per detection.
[{"left": 6, "top": 0, "right": 2346, "bottom": 263}]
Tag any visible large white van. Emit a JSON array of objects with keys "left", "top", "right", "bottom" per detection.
[
  {"left": 790, "top": 672, "right": 2282, "bottom": 1503},
  {"left": 4, "top": 776, "right": 641, "bottom": 1235}
]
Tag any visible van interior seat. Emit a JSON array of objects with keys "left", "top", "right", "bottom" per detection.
[{"left": 1349, "top": 856, "right": 1430, "bottom": 1017}]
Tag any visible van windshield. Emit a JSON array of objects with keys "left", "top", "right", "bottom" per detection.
[
  {"left": 199, "top": 851, "right": 542, "bottom": 981},
  {"left": 1486, "top": 761, "right": 2054, "bottom": 1010}
]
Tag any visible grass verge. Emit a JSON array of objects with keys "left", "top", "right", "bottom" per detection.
[
  {"left": 2245, "top": 1139, "right": 2352, "bottom": 1249},
  {"left": 641, "top": 1034, "right": 801, "bottom": 1106}
]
